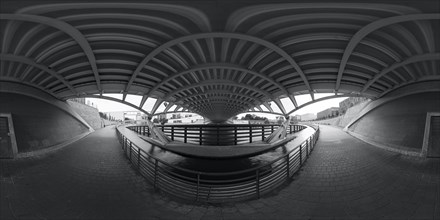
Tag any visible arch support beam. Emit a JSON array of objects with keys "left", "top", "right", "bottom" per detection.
[
  {"left": 0, "top": 13, "right": 102, "bottom": 91},
  {"left": 336, "top": 14, "right": 440, "bottom": 91}
]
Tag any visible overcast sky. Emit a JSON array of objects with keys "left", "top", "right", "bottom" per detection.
[{"left": 86, "top": 93, "right": 347, "bottom": 119}]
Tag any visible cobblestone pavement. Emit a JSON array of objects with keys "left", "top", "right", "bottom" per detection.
[{"left": 1, "top": 125, "right": 439, "bottom": 219}]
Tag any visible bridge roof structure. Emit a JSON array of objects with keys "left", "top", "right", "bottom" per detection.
[{"left": 1, "top": 0, "right": 439, "bottom": 122}]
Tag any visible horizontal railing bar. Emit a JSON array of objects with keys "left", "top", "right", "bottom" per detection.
[{"left": 118, "top": 124, "right": 319, "bottom": 203}]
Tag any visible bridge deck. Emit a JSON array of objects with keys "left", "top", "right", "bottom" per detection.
[{"left": 1, "top": 125, "right": 439, "bottom": 219}]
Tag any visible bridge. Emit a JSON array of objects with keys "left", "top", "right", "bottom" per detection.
[{"left": 0, "top": 0, "right": 439, "bottom": 219}]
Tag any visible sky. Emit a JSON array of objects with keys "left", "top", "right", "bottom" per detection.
[{"left": 86, "top": 93, "right": 347, "bottom": 119}]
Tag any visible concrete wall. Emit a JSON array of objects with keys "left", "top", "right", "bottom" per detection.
[
  {"left": 314, "top": 100, "right": 370, "bottom": 127},
  {"left": 338, "top": 101, "right": 370, "bottom": 127},
  {"left": 67, "top": 100, "right": 103, "bottom": 130},
  {"left": 0, "top": 93, "right": 90, "bottom": 153},
  {"left": 348, "top": 92, "right": 440, "bottom": 154}
]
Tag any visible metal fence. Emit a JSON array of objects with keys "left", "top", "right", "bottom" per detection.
[
  {"left": 128, "top": 124, "right": 306, "bottom": 145},
  {"left": 116, "top": 124, "right": 319, "bottom": 203}
]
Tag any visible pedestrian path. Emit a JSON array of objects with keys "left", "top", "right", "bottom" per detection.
[{"left": 1, "top": 125, "right": 439, "bottom": 219}]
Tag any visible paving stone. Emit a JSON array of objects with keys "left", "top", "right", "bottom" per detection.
[{"left": 1, "top": 125, "right": 438, "bottom": 219}]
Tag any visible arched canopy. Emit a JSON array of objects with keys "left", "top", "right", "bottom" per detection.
[{"left": 1, "top": 1, "right": 439, "bottom": 122}]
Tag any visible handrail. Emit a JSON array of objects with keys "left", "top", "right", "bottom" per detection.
[
  {"left": 116, "top": 124, "right": 319, "bottom": 203},
  {"left": 128, "top": 123, "right": 306, "bottom": 145}
]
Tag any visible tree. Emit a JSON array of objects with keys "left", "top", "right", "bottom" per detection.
[
  {"left": 159, "top": 118, "right": 168, "bottom": 125},
  {"left": 241, "top": 114, "right": 267, "bottom": 121}
]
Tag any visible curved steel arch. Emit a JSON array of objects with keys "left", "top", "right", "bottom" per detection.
[
  {"left": 241, "top": 111, "right": 285, "bottom": 116},
  {"left": 163, "top": 79, "right": 274, "bottom": 101},
  {"left": 183, "top": 97, "right": 255, "bottom": 110},
  {"left": 0, "top": 13, "right": 102, "bottom": 91},
  {"left": 18, "top": 3, "right": 212, "bottom": 33},
  {"left": 0, "top": 53, "right": 77, "bottom": 94},
  {"left": 125, "top": 32, "right": 311, "bottom": 94},
  {"left": 335, "top": 13, "right": 440, "bottom": 91},
  {"left": 362, "top": 53, "right": 440, "bottom": 93},
  {"left": 1, "top": 3, "right": 438, "bottom": 123},
  {"left": 152, "top": 110, "right": 195, "bottom": 117},
  {"left": 174, "top": 91, "right": 263, "bottom": 105},
  {"left": 144, "top": 62, "right": 287, "bottom": 98},
  {"left": 226, "top": 3, "right": 419, "bottom": 31}
]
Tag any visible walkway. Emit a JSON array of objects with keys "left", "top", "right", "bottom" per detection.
[{"left": 1, "top": 125, "right": 439, "bottom": 219}]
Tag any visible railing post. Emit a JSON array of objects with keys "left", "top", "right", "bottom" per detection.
[
  {"left": 129, "top": 142, "right": 132, "bottom": 161},
  {"left": 271, "top": 125, "right": 274, "bottom": 133},
  {"left": 216, "top": 127, "right": 220, "bottom": 145},
  {"left": 249, "top": 126, "right": 253, "bottom": 143},
  {"left": 199, "top": 127, "right": 203, "bottom": 145},
  {"left": 137, "top": 148, "right": 141, "bottom": 171},
  {"left": 290, "top": 125, "right": 292, "bottom": 134},
  {"left": 154, "top": 159, "right": 158, "bottom": 190},
  {"left": 262, "top": 126, "right": 265, "bottom": 141},
  {"left": 286, "top": 154, "right": 290, "bottom": 180},
  {"left": 299, "top": 144, "right": 302, "bottom": 165},
  {"left": 171, "top": 126, "right": 174, "bottom": 141},
  {"left": 196, "top": 173, "right": 200, "bottom": 201},
  {"left": 234, "top": 126, "right": 238, "bottom": 145},
  {"left": 256, "top": 169, "right": 260, "bottom": 199},
  {"left": 147, "top": 126, "right": 150, "bottom": 136},
  {"left": 184, "top": 126, "right": 188, "bottom": 143},
  {"left": 306, "top": 140, "right": 309, "bottom": 157}
]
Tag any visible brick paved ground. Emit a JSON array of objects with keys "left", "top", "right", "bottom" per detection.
[{"left": 1, "top": 125, "right": 439, "bottom": 219}]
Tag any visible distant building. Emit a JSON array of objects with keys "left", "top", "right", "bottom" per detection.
[
  {"left": 167, "top": 113, "right": 203, "bottom": 124},
  {"left": 104, "top": 111, "right": 147, "bottom": 121},
  {"left": 69, "top": 98, "right": 86, "bottom": 104},
  {"left": 317, "top": 107, "right": 340, "bottom": 119}
]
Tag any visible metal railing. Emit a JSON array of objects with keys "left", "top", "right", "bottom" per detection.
[
  {"left": 127, "top": 124, "right": 306, "bottom": 145},
  {"left": 116, "top": 124, "right": 319, "bottom": 203}
]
